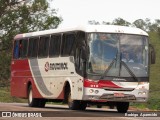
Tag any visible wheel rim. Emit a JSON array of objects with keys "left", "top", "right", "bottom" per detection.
[{"left": 29, "top": 89, "right": 33, "bottom": 104}]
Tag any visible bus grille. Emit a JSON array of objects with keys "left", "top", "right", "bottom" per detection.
[{"left": 100, "top": 94, "right": 136, "bottom": 100}]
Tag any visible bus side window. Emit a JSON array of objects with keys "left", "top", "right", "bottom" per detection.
[
  {"left": 75, "top": 48, "right": 80, "bottom": 70},
  {"left": 61, "top": 33, "right": 75, "bottom": 56},
  {"left": 13, "top": 40, "right": 19, "bottom": 59},
  {"left": 75, "top": 48, "right": 85, "bottom": 75},
  {"left": 28, "top": 38, "right": 38, "bottom": 58},
  {"left": 38, "top": 36, "right": 49, "bottom": 58},
  {"left": 20, "top": 39, "right": 28, "bottom": 58},
  {"left": 74, "top": 31, "right": 86, "bottom": 76},
  {"left": 49, "top": 34, "right": 61, "bottom": 57}
]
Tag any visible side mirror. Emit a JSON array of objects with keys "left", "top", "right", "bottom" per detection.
[{"left": 149, "top": 44, "right": 156, "bottom": 64}]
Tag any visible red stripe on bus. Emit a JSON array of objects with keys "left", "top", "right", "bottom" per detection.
[{"left": 84, "top": 79, "right": 122, "bottom": 88}]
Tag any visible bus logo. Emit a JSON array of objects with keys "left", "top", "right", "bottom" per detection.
[
  {"left": 45, "top": 62, "right": 50, "bottom": 72},
  {"left": 44, "top": 62, "right": 68, "bottom": 72}
]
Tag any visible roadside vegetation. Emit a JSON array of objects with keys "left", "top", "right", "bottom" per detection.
[{"left": 0, "top": 87, "right": 27, "bottom": 103}]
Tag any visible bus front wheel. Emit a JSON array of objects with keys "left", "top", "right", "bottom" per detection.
[
  {"left": 67, "top": 91, "right": 87, "bottom": 110},
  {"left": 116, "top": 102, "right": 129, "bottom": 113},
  {"left": 68, "top": 92, "right": 79, "bottom": 110}
]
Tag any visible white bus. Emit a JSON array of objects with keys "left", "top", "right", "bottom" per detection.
[{"left": 11, "top": 25, "right": 155, "bottom": 113}]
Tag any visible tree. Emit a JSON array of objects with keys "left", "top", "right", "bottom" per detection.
[
  {"left": 144, "top": 18, "right": 152, "bottom": 31},
  {"left": 132, "top": 19, "right": 146, "bottom": 31},
  {"left": 0, "top": 0, "right": 62, "bottom": 85},
  {"left": 102, "top": 21, "right": 111, "bottom": 25},
  {"left": 149, "top": 19, "right": 160, "bottom": 32},
  {"left": 88, "top": 20, "right": 100, "bottom": 25},
  {"left": 112, "top": 18, "right": 131, "bottom": 26}
]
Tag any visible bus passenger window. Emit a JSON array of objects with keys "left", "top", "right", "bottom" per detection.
[
  {"left": 38, "top": 36, "right": 49, "bottom": 58},
  {"left": 13, "top": 40, "right": 19, "bottom": 59},
  {"left": 49, "top": 35, "right": 61, "bottom": 57},
  {"left": 20, "top": 39, "right": 28, "bottom": 58},
  {"left": 61, "top": 34, "right": 75, "bottom": 56},
  {"left": 28, "top": 38, "right": 38, "bottom": 58}
]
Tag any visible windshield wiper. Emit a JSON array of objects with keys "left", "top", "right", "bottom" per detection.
[
  {"left": 120, "top": 61, "right": 139, "bottom": 82},
  {"left": 100, "top": 58, "right": 117, "bottom": 79},
  {"left": 100, "top": 59, "right": 139, "bottom": 82},
  {"left": 100, "top": 48, "right": 119, "bottom": 79}
]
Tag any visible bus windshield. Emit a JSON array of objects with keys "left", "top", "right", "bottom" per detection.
[{"left": 87, "top": 33, "right": 149, "bottom": 78}]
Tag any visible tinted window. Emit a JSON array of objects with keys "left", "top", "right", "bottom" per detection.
[
  {"left": 38, "top": 36, "right": 49, "bottom": 58},
  {"left": 13, "top": 40, "right": 19, "bottom": 59},
  {"left": 28, "top": 38, "right": 38, "bottom": 58},
  {"left": 61, "top": 34, "right": 75, "bottom": 56},
  {"left": 13, "top": 39, "right": 28, "bottom": 59},
  {"left": 20, "top": 39, "right": 28, "bottom": 58},
  {"left": 49, "top": 35, "right": 61, "bottom": 57}
]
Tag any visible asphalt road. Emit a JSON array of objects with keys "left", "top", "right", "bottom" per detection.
[{"left": 0, "top": 103, "right": 159, "bottom": 120}]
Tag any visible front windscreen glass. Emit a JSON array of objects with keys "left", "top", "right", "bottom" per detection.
[
  {"left": 119, "top": 34, "right": 149, "bottom": 77},
  {"left": 87, "top": 33, "right": 118, "bottom": 74},
  {"left": 87, "top": 33, "right": 149, "bottom": 78}
]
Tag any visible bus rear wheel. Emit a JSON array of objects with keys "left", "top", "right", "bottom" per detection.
[
  {"left": 28, "top": 85, "right": 46, "bottom": 107},
  {"left": 116, "top": 102, "right": 129, "bottom": 113}
]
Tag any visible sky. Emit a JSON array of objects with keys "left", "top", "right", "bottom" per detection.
[{"left": 51, "top": 0, "right": 160, "bottom": 28}]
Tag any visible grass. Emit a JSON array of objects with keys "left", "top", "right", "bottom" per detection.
[
  {"left": 0, "top": 87, "right": 27, "bottom": 103},
  {"left": 148, "top": 32, "right": 160, "bottom": 110}
]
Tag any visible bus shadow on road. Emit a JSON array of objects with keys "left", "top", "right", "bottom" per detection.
[
  {"left": 12, "top": 103, "right": 125, "bottom": 117},
  {"left": 39, "top": 106, "right": 125, "bottom": 117}
]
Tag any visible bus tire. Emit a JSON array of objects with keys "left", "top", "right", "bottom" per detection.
[
  {"left": 97, "top": 105, "right": 102, "bottom": 108},
  {"left": 79, "top": 101, "right": 87, "bottom": 110},
  {"left": 28, "top": 85, "right": 38, "bottom": 107},
  {"left": 38, "top": 99, "right": 46, "bottom": 108},
  {"left": 109, "top": 105, "right": 115, "bottom": 109},
  {"left": 68, "top": 91, "right": 80, "bottom": 110},
  {"left": 116, "top": 102, "right": 129, "bottom": 113}
]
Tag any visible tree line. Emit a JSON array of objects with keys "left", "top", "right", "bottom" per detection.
[
  {"left": 88, "top": 18, "right": 160, "bottom": 34},
  {"left": 0, "top": 0, "right": 62, "bottom": 86}
]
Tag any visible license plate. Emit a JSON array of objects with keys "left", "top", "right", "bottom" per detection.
[{"left": 114, "top": 93, "right": 124, "bottom": 97}]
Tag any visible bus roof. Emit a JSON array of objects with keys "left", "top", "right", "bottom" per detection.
[{"left": 14, "top": 25, "right": 148, "bottom": 39}]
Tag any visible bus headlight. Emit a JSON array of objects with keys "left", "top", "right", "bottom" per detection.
[
  {"left": 142, "top": 92, "right": 146, "bottom": 95},
  {"left": 95, "top": 90, "right": 99, "bottom": 94},
  {"left": 89, "top": 89, "right": 99, "bottom": 94},
  {"left": 89, "top": 89, "right": 94, "bottom": 93},
  {"left": 138, "top": 91, "right": 146, "bottom": 95}
]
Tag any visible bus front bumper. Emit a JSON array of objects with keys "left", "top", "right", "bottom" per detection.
[{"left": 83, "top": 87, "right": 149, "bottom": 102}]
